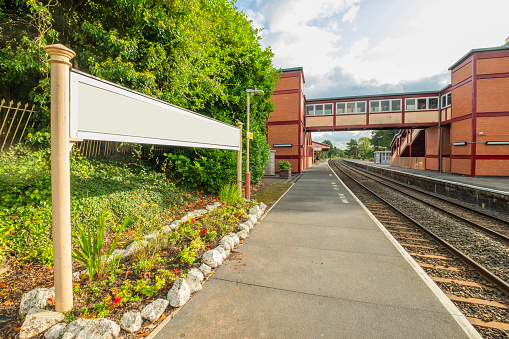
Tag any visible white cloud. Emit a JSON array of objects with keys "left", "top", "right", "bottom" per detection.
[
  {"left": 342, "top": 5, "right": 359, "bottom": 23},
  {"left": 312, "top": 131, "right": 371, "bottom": 149},
  {"left": 238, "top": 0, "right": 509, "bottom": 99}
]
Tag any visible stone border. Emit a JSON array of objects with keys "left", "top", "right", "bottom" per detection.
[{"left": 18, "top": 202, "right": 267, "bottom": 339}]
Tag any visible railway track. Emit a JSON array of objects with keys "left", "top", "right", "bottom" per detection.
[{"left": 329, "top": 159, "right": 509, "bottom": 338}]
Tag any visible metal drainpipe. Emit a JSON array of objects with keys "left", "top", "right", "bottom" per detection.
[{"left": 438, "top": 95, "right": 443, "bottom": 173}]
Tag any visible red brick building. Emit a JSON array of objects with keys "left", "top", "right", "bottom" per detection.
[{"left": 267, "top": 45, "right": 509, "bottom": 177}]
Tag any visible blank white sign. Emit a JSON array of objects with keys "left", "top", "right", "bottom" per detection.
[{"left": 70, "top": 70, "right": 240, "bottom": 150}]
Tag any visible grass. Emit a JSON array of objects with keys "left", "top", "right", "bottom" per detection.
[{"left": 251, "top": 182, "right": 292, "bottom": 206}]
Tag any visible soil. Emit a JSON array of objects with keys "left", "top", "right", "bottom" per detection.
[{"left": 0, "top": 177, "right": 291, "bottom": 338}]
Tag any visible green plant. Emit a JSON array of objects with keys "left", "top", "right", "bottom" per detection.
[
  {"left": 219, "top": 182, "right": 241, "bottom": 205},
  {"left": 72, "top": 212, "right": 130, "bottom": 281},
  {"left": 278, "top": 160, "right": 291, "bottom": 170}
]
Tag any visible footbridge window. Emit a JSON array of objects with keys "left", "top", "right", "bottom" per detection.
[
  {"left": 405, "top": 97, "right": 439, "bottom": 111},
  {"left": 336, "top": 101, "right": 366, "bottom": 114},
  {"left": 306, "top": 103, "right": 333, "bottom": 116},
  {"left": 441, "top": 93, "right": 451, "bottom": 108},
  {"left": 370, "top": 99, "right": 402, "bottom": 113}
]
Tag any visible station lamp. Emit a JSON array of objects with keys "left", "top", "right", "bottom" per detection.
[{"left": 245, "top": 86, "right": 264, "bottom": 200}]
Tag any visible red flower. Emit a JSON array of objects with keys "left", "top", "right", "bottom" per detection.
[
  {"left": 184, "top": 221, "right": 188, "bottom": 225},
  {"left": 206, "top": 245, "right": 210, "bottom": 249},
  {"left": 191, "top": 219, "right": 195, "bottom": 224},
  {"left": 174, "top": 268, "right": 179, "bottom": 277},
  {"left": 221, "top": 202, "right": 225, "bottom": 205},
  {"left": 200, "top": 228, "right": 206, "bottom": 235},
  {"left": 113, "top": 296, "right": 122, "bottom": 304}
]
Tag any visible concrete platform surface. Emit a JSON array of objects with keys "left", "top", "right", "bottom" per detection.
[
  {"left": 355, "top": 160, "right": 509, "bottom": 195},
  {"left": 152, "top": 163, "right": 479, "bottom": 339}
]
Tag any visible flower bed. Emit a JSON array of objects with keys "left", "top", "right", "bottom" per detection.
[{"left": 11, "top": 201, "right": 267, "bottom": 338}]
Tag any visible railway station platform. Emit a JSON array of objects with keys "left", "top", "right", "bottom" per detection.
[
  {"left": 352, "top": 160, "right": 509, "bottom": 195},
  {"left": 152, "top": 163, "right": 479, "bottom": 338}
]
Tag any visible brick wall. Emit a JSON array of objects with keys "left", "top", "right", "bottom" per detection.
[
  {"left": 267, "top": 124, "right": 300, "bottom": 155},
  {"left": 451, "top": 82, "right": 472, "bottom": 119},
  {"left": 451, "top": 119, "right": 472, "bottom": 156},
  {"left": 275, "top": 76, "right": 300, "bottom": 91},
  {"left": 426, "top": 126, "right": 439, "bottom": 156},
  {"left": 476, "top": 159, "right": 509, "bottom": 176},
  {"left": 451, "top": 158, "right": 471, "bottom": 176},
  {"left": 477, "top": 56, "right": 509, "bottom": 75},
  {"left": 477, "top": 78, "right": 509, "bottom": 113},
  {"left": 269, "top": 93, "right": 300, "bottom": 122},
  {"left": 452, "top": 61, "right": 472, "bottom": 85},
  {"left": 476, "top": 116, "right": 509, "bottom": 155},
  {"left": 275, "top": 158, "right": 299, "bottom": 173},
  {"left": 442, "top": 125, "right": 451, "bottom": 156},
  {"left": 426, "top": 157, "right": 439, "bottom": 171}
]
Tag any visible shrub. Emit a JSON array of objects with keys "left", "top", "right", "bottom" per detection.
[
  {"left": 219, "top": 182, "right": 241, "bottom": 205},
  {"left": 72, "top": 212, "right": 130, "bottom": 281},
  {"left": 278, "top": 160, "right": 291, "bottom": 170}
]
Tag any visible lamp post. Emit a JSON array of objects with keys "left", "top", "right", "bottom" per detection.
[{"left": 245, "top": 86, "right": 264, "bottom": 200}]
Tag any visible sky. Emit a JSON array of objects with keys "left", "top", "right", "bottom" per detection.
[{"left": 235, "top": 0, "right": 509, "bottom": 148}]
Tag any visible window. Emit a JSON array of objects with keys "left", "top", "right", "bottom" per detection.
[
  {"left": 405, "top": 97, "right": 439, "bottom": 111},
  {"left": 441, "top": 93, "right": 451, "bottom": 108},
  {"left": 306, "top": 103, "right": 334, "bottom": 116},
  {"left": 336, "top": 101, "right": 366, "bottom": 114},
  {"left": 369, "top": 99, "right": 402, "bottom": 113}
]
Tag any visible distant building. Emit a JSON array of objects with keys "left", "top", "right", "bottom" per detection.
[{"left": 267, "top": 45, "right": 509, "bottom": 176}]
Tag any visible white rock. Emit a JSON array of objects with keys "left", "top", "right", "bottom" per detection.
[
  {"left": 219, "top": 236, "right": 234, "bottom": 251},
  {"left": 237, "top": 230, "right": 248, "bottom": 240},
  {"left": 72, "top": 271, "right": 80, "bottom": 281},
  {"left": 202, "top": 249, "right": 223, "bottom": 268},
  {"left": 79, "top": 269, "right": 89, "bottom": 277},
  {"left": 259, "top": 202, "right": 267, "bottom": 211},
  {"left": 167, "top": 278, "right": 191, "bottom": 307},
  {"left": 193, "top": 209, "right": 207, "bottom": 217},
  {"left": 248, "top": 215, "right": 257, "bottom": 225},
  {"left": 141, "top": 299, "right": 169, "bottom": 322},
  {"left": 45, "top": 322, "right": 67, "bottom": 339},
  {"left": 199, "top": 263, "right": 211, "bottom": 276},
  {"left": 120, "top": 312, "right": 142, "bottom": 333},
  {"left": 144, "top": 231, "right": 160, "bottom": 240},
  {"left": 228, "top": 234, "right": 240, "bottom": 247},
  {"left": 124, "top": 240, "right": 148, "bottom": 256},
  {"left": 102, "top": 249, "right": 125, "bottom": 263},
  {"left": 169, "top": 220, "right": 181, "bottom": 230},
  {"left": 186, "top": 268, "right": 204, "bottom": 293},
  {"left": 215, "top": 244, "right": 230, "bottom": 260},
  {"left": 237, "top": 223, "right": 250, "bottom": 233},
  {"left": 62, "top": 318, "right": 89, "bottom": 339},
  {"left": 75, "top": 318, "right": 120, "bottom": 339},
  {"left": 206, "top": 204, "right": 215, "bottom": 211},
  {"left": 249, "top": 205, "right": 260, "bottom": 215},
  {"left": 20, "top": 308, "right": 64, "bottom": 339},
  {"left": 213, "top": 202, "right": 221, "bottom": 208},
  {"left": 161, "top": 225, "right": 172, "bottom": 233},
  {"left": 19, "top": 287, "right": 55, "bottom": 316}
]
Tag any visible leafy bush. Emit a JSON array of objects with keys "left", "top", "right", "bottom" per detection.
[
  {"left": 278, "top": 160, "right": 291, "bottom": 170},
  {"left": 0, "top": 145, "right": 195, "bottom": 264},
  {"left": 219, "top": 182, "right": 241, "bottom": 205},
  {"left": 72, "top": 212, "right": 130, "bottom": 281}
]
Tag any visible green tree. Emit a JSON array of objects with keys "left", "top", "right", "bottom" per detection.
[
  {"left": 345, "top": 139, "right": 359, "bottom": 159},
  {"left": 370, "top": 130, "right": 399, "bottom": 149},
  {"left": 358, "top": 137, "right": 373, "bottom": 159},
  {"left": 0, "top": 0, "right": 277, "bottom": 191}
]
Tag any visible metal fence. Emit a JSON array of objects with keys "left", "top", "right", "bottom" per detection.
[
  {"left": 73, "top": 140, "right": 172, "bottom": 158},
  {"left": 0, "top": 99, "right": 36, "bottom": 152},
  {"left": 0, "top": 98, "right": 172, "bottom": 158}
]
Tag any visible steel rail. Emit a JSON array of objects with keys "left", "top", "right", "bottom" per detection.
[
  {"left": 331, "top": 160, "right": 509, "bottom": 298},
  {"left": 345, "top": 160, "right": 509, "bottom": 225},
  {"left": 339, "top": 160, "right": 509, "bottom": 244}
]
